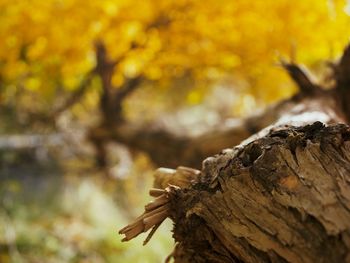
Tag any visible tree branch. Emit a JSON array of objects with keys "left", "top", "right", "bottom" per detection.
[
  {"left": 334, "top": 44, "right": 350, "bottom": 123},
  {"left": 335, "top": 43, "right": 350, "bottom": 89},
  {"left": 280, "top": 60, "right": 317, "bottom": 93},
  {"left": 53, "top": 70, "right": 95, "bottom": 117}
]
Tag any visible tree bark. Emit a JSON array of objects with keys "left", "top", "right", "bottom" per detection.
[{"left": 170, "top": 122, "right": 350, "bottom": 263}]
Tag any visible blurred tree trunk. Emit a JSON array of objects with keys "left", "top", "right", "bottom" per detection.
[
  {"left": 88, "top": 44, "right": 350, "bottom": 170},
  {"left": 120, "top": 44, "right": 350, "bottom": 262}
]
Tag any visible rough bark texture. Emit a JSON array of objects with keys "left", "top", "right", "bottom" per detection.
[{"left": 170, "top": 123, "right": 350, "bottom": 263}]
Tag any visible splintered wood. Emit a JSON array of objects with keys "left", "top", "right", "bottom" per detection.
[
  {"left": 119, "top": 166, "right": 200, "bottom": 245},
  {"left": 119, "top": 185, "right": 179, "bottom": 245}
]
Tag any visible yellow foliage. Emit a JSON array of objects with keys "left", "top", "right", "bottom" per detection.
[{"left": 0, "top": 0, "right": 350, "bottom": 108}]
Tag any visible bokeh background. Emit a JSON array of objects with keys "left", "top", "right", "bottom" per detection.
[{"left": 1, "top": 0, "right": 350, "bottom": 262}]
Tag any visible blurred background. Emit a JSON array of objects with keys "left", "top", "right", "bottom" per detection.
[{"left": 1, "top": 0, "right": 350, "bottom": 262}]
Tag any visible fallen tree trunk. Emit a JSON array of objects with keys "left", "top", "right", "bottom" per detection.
[
  {"left": 120, "top": 44, "right": 350, "bottom": 262},
  {"left": 170, "top": 122, "right": 350, "bottom": 263}
]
